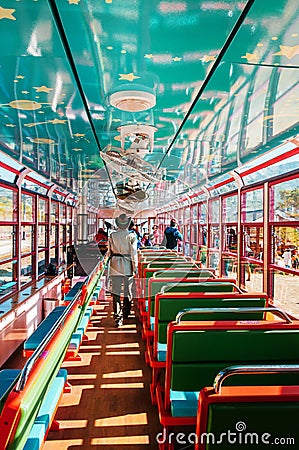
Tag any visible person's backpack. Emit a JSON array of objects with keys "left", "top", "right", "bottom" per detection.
[
  {"left": 165, "top": 227, "right": 178, "bottom": 249},
  {"left": 45, "top": 263, "right": 58, "bottom": 276}
]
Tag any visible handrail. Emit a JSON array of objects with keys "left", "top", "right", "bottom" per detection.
[
  {"left": 153, "top": 269, "right": 216, "bottom": 279},
  {"left": 162, "top": 281, "right": 243, "bottom": 295},
  {"left": 175, "top": 306, "right": 292, "bottom": 324},
  {"left": 214, "top": 364, "right": 299, "bottom": 394},
  {"left": 15, "top": 289, "right": 82, "bottom": 392}
]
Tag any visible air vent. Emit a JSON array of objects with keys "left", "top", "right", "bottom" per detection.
[{"left": 109, "top": 90, "right": 156, "bottom": 112}]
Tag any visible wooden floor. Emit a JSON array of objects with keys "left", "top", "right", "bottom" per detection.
[{"left": 41, "top": 294, "right": 162, "bottom": 450}]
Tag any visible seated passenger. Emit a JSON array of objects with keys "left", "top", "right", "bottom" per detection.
[
  {"left": 141, "top": 232, "right": 152, "bottom": 247},
  {"left": 95, "top": 227, "right": 108, "bottom": 255}
]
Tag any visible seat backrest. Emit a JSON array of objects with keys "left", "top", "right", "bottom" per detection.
[
  {"left": 149, "top": 279, "right": 237, "bottom": 317},
  {"left": 196, "top": 383, "right": 299, "bottom": 450},
  {"left": 139, "top": 257, "right": 185, "bottom": 278},
  {"left": 165, "top": 320, "right": 299, "bottom": 413},
  {"left": 153, "top": 269, "right": 215, "bottom": 279},
  {"left": 154, "top": 292, "right": 268, "bottom": 352}
]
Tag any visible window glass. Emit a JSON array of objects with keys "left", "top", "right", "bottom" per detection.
[
  {"left": 60, "top": 204, "right": 66, "bottom": 222},
  {"left": 241, "top": 189, "right": 263, "bottom": 222},
  {"left": 0, "top": 226, "right": 14, "bottom": 260},
  {"left": 242, "top": 152, "right": 299, "bottom": 185},
  {"left": 243, "top": 263, "right": 263, "bottom": 292},
  {"left": 242, "top": 66, "right": 271, "bottom": 154},
  {"left": 209, "top": 200, "right": 219, "bottom": 223},
  {"left": 270, "top": 178, "right": 299, "bottom": 222},
  {"left": 208, "top": 104, "right": 230, "bottom": 176},
  {"left": 50, "top": 248, "right": 57, "bottom": 265},
  {"left": 191, "top": 206, "right": 198, "bottom": 243},
  {"left": 67, "top": 206, "right": 72, "bottom": 224},
  {"left": 223, "top": 195, "right": 238, "bottom": 223},
  {"left": 273, "top": 68, "right": 299, "bottom": 136},
  {"left": 208, "top": 224, "right": 219, "bottom": 271},
  {"left": 199, "top": 203, "right": 207, "bottom": 224},
  {"left": 21, "top": 194, "right": 35, "bottom": 222},
  {"left": 38, "top": 252, "right": 46, "bottom": 276},
  {"left": 273, "top": 226, "right": 299, "bottom": 269},
  {"left": 0, "top": 261, "right": 16, "bottom": 296},
  {"left": 0, "top": 166, "right": 17, "bottom": 183},
  {"left": 21, "top": 226, "right": 33, "bottom": 254},
  {"left": 59, "top": 226, "right": 65, "bottom": 245},
  {"left": 0, "top": 188, "right": 15, "bottom": 221},
  {"left": 38, "top": 198, "right": 48, "bottom": 222},
  {"left": 50, "top": 225, "right": 57, "bottom": 246},
  {"left": 22, "top": 177, "right": 47, "bottom": 195},
  {"left": 38, "top": 225, "right": 46, "bottom": 249},
  {"left": 51, "top": 202, "right": 59, "bottom": 223},
  {"left": 273, "top": 270, "right": 299, "bottom": 318},
  {"left": 21, "top": 255, "right": 32, "bottom": 284},
  {"left": 225, "top": 83, "right": 248, "bottom": 164},
  {"left": 224, "top": 225, "right": 237, "bottom": 253},
  {"left": 222, "top": 255, "right": 237, "bottom": 278},
  {"left": 242, "top": 226, "right": 264, "bottom": 260}
]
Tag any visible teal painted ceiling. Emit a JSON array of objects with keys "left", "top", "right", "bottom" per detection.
[{"left": 0, "top": 0, "right": 298, "bottom": 212}]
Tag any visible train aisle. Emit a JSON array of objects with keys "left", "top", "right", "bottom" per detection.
[{"left": 43, "top": 292, "right": 161, "bottom": 450}]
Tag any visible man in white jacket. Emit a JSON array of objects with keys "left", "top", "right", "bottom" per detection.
[{"left": 107, "top": 214, "right": 138, "bottom": 327}]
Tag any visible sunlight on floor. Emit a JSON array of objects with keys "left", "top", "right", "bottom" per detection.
[
  {"left": 95, "top": 412, "right": 148, "bottom": 427},
  {"left": 62, "top": 353, "right": 101, "bottom": 367},
  {"left": 67, "top": 373, "right": 97, "bottom": 380},
  {"left": 60, "top": 384, "right": 95, "bottom": 407},
  {"left": 44, "top": 439, "right": 83, "bottom": 449},
  {"left": 105, "top": 350, "right": 141, "bottom": 355},
  {"left": 108, "top": 329, "right": 137, "bottom": 334},
  {"left": 91, "top": 435, "right": 150, "bottom": 445},
  {"left": 100, "top": 382, "right": 144, "bottom": 388},
  {"left": 106, "top": 342, "right": 139, "bottom": 349},
  {"left": 102, "top": 369, "right": 143, "bottom": 378},
  {"left": 59, "top": 419, "right": 88, "bottom": 429}
]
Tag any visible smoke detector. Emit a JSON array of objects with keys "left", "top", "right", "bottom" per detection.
[
  {"left": 110, "top": 90, "right": 156, "bottom": 112},
  {"left": 118, "top": 124, "right": 157, "bottom": 153}
]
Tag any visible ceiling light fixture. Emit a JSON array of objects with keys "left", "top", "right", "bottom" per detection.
[{"left": 109, "top": 90, "right": 156, "bottom": 112}]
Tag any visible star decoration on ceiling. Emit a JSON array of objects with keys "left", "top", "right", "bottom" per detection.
[
  {"left": 172, "top": 57, "right": 182, "bottom": 62},
  {"left": 0, "top": 6, "right": 16, "bottom": 20},
  {"left": 68, "top": 0, "right": 80, "bottom": 4},
  {"left": 144, "top": 54, "right": 153, "bottom": 59},
  {"left": 33, "top": 86, "right": 53, "bottom": 93},
  {"left": 241, "top": 52, "right": 259, "bottom": 63},
  {"left": 16, "top": 75, "right": 25, "bottom": 79},
  {"left": 51, "top": 119, "right": 67, "bottom": 124},
  {"left": 273, "top": 45, "right": 299, "bottom": 59},
  {"left": 30, "top": 138, "right": 55, "bottom": 144},
  {"left": 21, "top": 91, "right": 29, "bottom": 94},
  {"left": 118, "top": 73, "right": 140, "bottom": 81},
  {"left": 202, "top": 55, "right": 216, "bottom": 63}
]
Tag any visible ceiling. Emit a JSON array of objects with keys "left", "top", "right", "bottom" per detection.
[{"left": 0, "top": 0, "right": 298, "bottom": 214}]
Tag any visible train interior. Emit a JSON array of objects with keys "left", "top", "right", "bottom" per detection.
[{"left": 0, "top": 0, "right": 299, "bottom": 449}]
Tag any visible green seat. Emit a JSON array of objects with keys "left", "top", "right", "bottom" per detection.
[
  {"left": 150, "top": 281, "right": 236, "bottom": 317},
  {"left": 155, "top": 293, "right": 268, "bottom": 361},
  {"left": 167, "top": 323, "right": 299, "bottom": 419}
]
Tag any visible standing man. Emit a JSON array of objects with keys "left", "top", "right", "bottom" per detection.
[
  {"left": 163, "top": 219, "right": 183, "bottom": 250},
  {"left": 107, "top": 214, "right": 138, "bottom": 327}
]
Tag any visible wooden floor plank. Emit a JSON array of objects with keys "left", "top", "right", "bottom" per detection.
[{"left": 43, "top": 295, "right": 162, "bottom": 449}]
